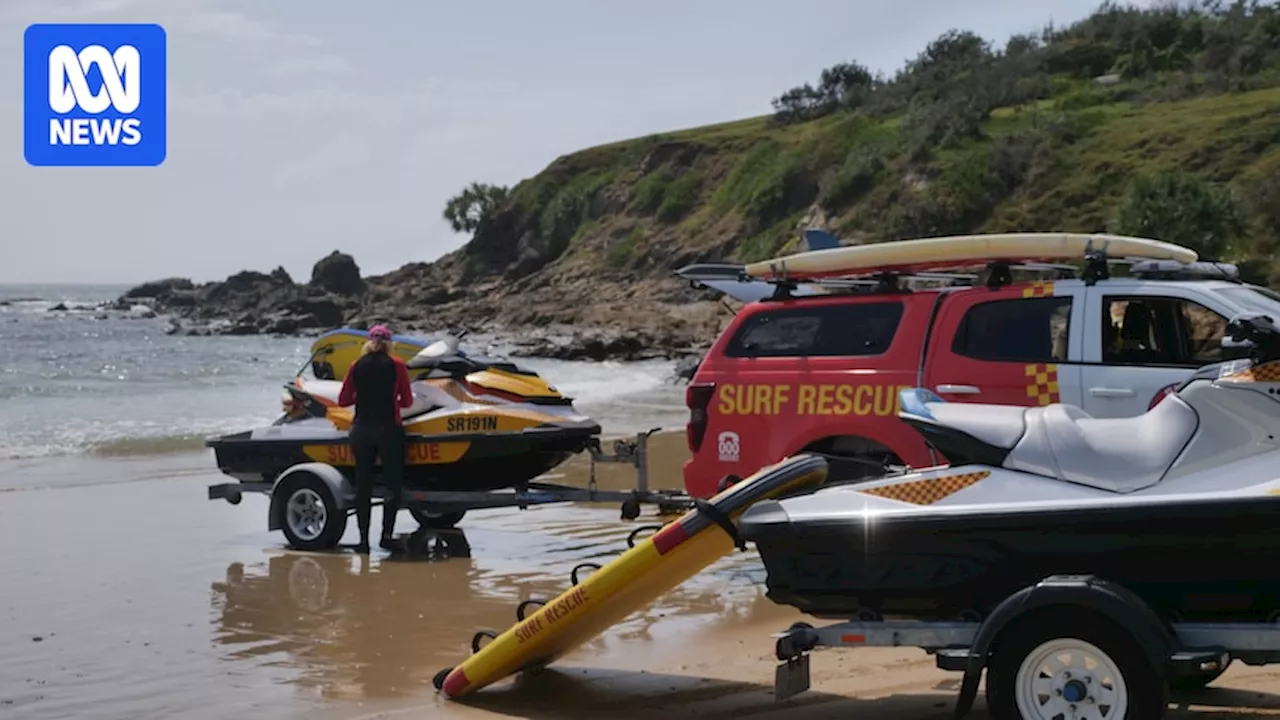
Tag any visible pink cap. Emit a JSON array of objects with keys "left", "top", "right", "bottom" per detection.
[{"left": 368, "top": 324, "right": 392, "bottom": 340}]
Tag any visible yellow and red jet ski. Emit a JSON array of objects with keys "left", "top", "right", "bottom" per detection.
[{"left": 206, "top": 335, "right": 602, "bottom": 500}]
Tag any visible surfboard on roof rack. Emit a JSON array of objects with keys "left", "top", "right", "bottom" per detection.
[{"left": 743, "top": 232, "right": 1199, "bottom": 282}]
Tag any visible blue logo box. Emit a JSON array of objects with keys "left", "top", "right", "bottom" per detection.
[{"left": 24, "top": 23, "right": 167, "bottom": 167}]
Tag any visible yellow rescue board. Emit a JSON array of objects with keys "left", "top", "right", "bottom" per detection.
[
  {"left": 308, "top": 328, "right": 429, "bottom": 381},
  {"left": 434, "top": 453, "right": 830, "bottom": 700},
  {"left": 744, "top": 232, "right": 1199, "bottom": 280}
]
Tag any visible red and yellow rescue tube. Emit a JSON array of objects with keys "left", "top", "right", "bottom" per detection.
[{"left": 434, "top": 453, "right": 830, "bottom": 699}]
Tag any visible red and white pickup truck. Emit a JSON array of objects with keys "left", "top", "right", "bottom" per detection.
[{"left": 676, "top": 256, "right": 1280, "bottom": 498}]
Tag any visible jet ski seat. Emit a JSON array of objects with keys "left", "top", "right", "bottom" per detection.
[
  {"left": 922, "top": 404, "right": 1029, "bottom": 450},
  {"left": 1004, "top": 395, "right": 1200, "bottom": 493},
  {"left": 899, "top": 392, "right": 1031, "bottom": 466}
]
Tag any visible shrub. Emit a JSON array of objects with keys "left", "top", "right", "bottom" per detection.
[
  {"left": 442, "top": 182, "right": 510, "bottom": 234},
  {"left": 1110, "top": 171, "right": 1242, "bottom": 259}
]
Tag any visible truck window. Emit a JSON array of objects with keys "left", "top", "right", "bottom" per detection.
[
  {"left": 723, "top": 301, "right": 905, "bottom": 358},
  {"left": 1101, "top": 296, "right": 1227, "bottom": 366},
  {"left": 951, "top": 296, "right": 1072, "bottom": 363}
]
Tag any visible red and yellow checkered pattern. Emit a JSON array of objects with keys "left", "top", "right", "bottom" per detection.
[
  {"left": 1221, "top": 360, "right": 1280, "bottom": 383},
  {"left": 858, "top": 471, "right": 991, "bottom": 505},
  {"left": 1022, "top": 281, "right": 1055, "bottom": 298},
  {"left": 1025, "top": 363, "right": 1060, "bottom": 405}
]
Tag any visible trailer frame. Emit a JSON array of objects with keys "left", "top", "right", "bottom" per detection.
[{"left": 768, "top": 574, "right": 1280, "bottom": 719}]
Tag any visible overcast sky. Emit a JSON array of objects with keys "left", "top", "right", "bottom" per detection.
[{"left": 1, "top": 0, "right": 1133, "bottom": 285}]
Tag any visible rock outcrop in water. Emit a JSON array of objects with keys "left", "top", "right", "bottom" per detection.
[{"left": 117, "top": 250, "right": 731, "bottom": 361}]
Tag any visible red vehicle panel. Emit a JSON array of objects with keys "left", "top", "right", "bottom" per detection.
[
  {"left": 682, "top": 293, "right": 937, "bottom": 499},
  {"left": 680, "top": 279, "right": 1093, "bottom": 498}
]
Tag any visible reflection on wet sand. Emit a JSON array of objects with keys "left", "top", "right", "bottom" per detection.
[
  {"left": 208, "top": 518, "right": 777, "bottom": 708},
  {"left": 211, "top": 527, "right": 494, "bottom": 702}
]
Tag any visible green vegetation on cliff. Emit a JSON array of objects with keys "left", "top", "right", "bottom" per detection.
[{"left": 441, "top": 0, "right": 1280, "bottom": 292}]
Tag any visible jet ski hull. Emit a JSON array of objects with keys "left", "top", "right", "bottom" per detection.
[
  {"left": 207, "top": 420, "right": 600, "bottom": 492},
  {"left": 740, "top": 489, "right": 1280, "bottom": 623}
]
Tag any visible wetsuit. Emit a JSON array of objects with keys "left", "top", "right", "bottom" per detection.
[{"left": 337, "top": 351, "right": 414, "bottom": 549}]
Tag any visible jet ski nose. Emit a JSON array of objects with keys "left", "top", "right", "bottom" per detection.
[{"left": 738, "top": 499, "right": 792, "bottom": 541}]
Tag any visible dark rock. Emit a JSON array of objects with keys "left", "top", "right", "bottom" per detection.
[
  {"left": 123, "top": 278, "right": 193, "bottom": 300},
  {"left": 285, "top": 297, "right": 344, "bottom": 327},
  {"left": 672, "top": 354, "right": 702, "bottom": 383},
  {"left": 225, "top": 321, "right": 259, "bottom": 336},
  {"left": 310, "top": 251, "right": 365, "bottom": 296},
  {"left": 48, "top": 302, "right": 67, "bottom": 312},
  {"left": 165, "top": 291, "right": 197, "bottom": 307},
  {"left": 265, "top": 315, "right": 300, "bottom": 334}
]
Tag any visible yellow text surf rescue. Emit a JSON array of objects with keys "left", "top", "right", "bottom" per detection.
[
  {"left": 303, "top": 442, "right": 469, "bottom": 465},
  {"left": 513, "top": 586, "right": 589, "bottom": 644},
  {"left": 716, "top": 383, "right": 914, "bottom": 417}
]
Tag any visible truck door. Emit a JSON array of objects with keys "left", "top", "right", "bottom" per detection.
[
  {"left": 1079, "top": 284, "right": 1232, "bottom": 418},
  {"left": 923, "top": 281, "right": 1084, "bottom": 408}
]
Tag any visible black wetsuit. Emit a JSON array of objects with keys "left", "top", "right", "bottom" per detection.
[{"left": 343, "top": 351, "right": 410, "bottom": 548}]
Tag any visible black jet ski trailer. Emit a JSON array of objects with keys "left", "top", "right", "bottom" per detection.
[{"left": 207, "top": 428, "right": 694, "bottom": 551}]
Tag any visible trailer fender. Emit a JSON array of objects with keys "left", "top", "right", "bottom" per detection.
[
  {"left": 267, "top": 463, "right": 353, "bottom": 532},
  {"left": 953, "top": 574, "right": 1176, "bottom": 720}
]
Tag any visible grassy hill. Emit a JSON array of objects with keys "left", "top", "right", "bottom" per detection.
[{"left": 360, "top": 1, "right": 1280, "bottom": 355}]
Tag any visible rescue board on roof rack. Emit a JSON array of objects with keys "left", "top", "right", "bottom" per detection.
[{"left": 743, "top": 232, "right": 1199, "bottom": 281}]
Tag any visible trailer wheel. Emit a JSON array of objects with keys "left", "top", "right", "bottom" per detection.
[
  {"left": 409, "top": 505, "right": 466, "bottom": 529},
  {"left": 277, "top": 474, "right": 347, "bottom": 551},
  {"left": 986, "top": 612, "right": 1166, "bottom": 720}
]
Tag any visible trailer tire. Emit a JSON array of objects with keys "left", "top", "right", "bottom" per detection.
[
  {"left": 409, "top": 506, "right": 466, "bottom": 529},
  {"left": 277, "top": 473, "right": 347, "bottom": 551},
  {"left": 985, "top": 610, "right": 1167, "bottom": 720}
]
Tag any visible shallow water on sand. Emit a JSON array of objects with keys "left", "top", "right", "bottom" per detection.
[{"left": 0, "top": 438, "right": 781, "bottom": 720}]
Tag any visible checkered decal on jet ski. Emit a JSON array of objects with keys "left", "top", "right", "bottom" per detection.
[
  {"left": 1221, "top": 360, "right": 1280, "bottom": 383},
  {"left": 858, "top": 471, "right": 991, "bottom": 505},
  {"left": 1022, "top": 281, "right": 1054, "bottom": 298},
  {"left": 1024, "top": 363, "right": 1060, "bottom": 405}
]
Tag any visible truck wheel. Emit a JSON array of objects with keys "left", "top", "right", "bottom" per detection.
[
  {"left": 986, "top": 613, "right": 1167, "bottom": 720},
  {"left": 409, "top": 505, "right": 466, "bottom": 529},
  {"left": 277, "top": 474, "right": 347, "bottom": 551}
]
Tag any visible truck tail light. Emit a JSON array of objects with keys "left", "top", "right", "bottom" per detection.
[
  {"left": 1149, "top": 383, "right": 1179, "bottom": 410},
  {"left": 686, "top": 382, "right": 716, "bottom": 453}
]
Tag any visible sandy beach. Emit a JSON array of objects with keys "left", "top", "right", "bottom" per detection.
[{"left": 5, "top": 431, "right": 1280, "bottom": 720}]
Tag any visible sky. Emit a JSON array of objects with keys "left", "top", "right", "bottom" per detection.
[{"left": 0, "top": 0, "right": 1142, "bottom": 285}]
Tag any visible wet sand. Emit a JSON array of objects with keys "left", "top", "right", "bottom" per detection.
[{"left": 5, "top": 434, "right": 1280, "bottom": 719}]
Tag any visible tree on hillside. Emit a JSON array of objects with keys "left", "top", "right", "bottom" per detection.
[
  {"left": 443, "top": 182, "right": 511, "bottom": 234},
  {"left": 1111, "top": 171, "right": 1242, "bottom": 259}
]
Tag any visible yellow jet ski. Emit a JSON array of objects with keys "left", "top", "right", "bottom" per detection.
[{"left": 205, "top": 335, "right": 602, "bottom": 535}]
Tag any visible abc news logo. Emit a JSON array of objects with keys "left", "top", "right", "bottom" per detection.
[
  {"left": 48, "top": 44, "right": 143, "bottom": 147},
  {"left": 24, "top": 23, "right": 166, "bottom": 167}
]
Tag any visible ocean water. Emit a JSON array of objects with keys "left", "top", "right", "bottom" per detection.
[{"left": 0, "top": 283, "right": 690, "bottom": 461}]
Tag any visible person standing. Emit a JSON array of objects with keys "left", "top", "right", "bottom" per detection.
[{"left": 337, "top": 325, "right": 414, "bottom": 552}]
